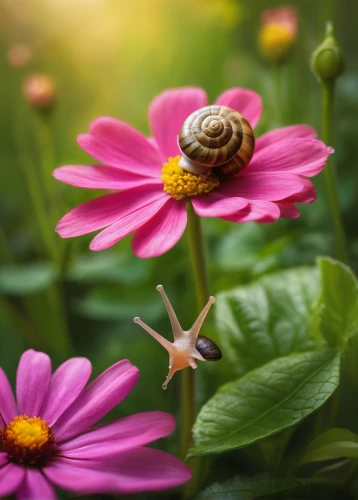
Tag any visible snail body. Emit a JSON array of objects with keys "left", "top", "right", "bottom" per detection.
[{"left": 178, "top": 105, "right": 255, "bottom": 176}]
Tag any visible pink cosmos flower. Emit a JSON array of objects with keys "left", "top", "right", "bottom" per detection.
[
  {"left": 0, "top": 349, "right": 191, "bottom": 499},
  {"left": 54, "top": 87, "right": 332, "bottom": 258}
]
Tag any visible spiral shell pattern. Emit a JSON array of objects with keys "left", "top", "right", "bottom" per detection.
[{"left": 178, "top": 105, "right": 255, "bottom": 175}]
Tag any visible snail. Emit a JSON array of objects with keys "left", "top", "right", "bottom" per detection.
[
  {"left": 134, "top": 285, "right": 221, "bottom": 390},
  {"left": 178, "top": 105, "right": 255, "bottom": 176}
]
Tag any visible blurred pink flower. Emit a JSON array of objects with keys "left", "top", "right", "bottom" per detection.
[
  {"left": 54, "top": 87, "right": 332, "bottom": 258},
  {"left": 23, "top": 74, "right": 56, "bottom": 109},
  {"left": 262, "top": 6, "right": 297, "bottom": 36},
  {"left": 7, "top": 44, "right": 32, "bottom": 68},
  {"left": 0, "top": 349, "right": 191, "bottom": 498}
]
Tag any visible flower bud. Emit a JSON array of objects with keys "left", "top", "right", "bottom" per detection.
[
  {"left": 258, "top": 7, "right": 297, "bottom": 64},
  {"left": 7, "top": 44, "right": 32, "bottom": 68},
  {"left": 23, "top": 74, "right": 56, "bottom": 110},
  {"left": 311, "top": 22, "right": 345, "bottom": 81}
]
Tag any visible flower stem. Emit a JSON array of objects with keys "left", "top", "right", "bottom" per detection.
[
  {"left": 321, "top": 80, "right": 348, "bottom": 263},
  {"left": 181, "top": 202, "right": 209, "bottom": 498},
  {"left": 272, "top": 63, "right": 283, "bottom": 126}
]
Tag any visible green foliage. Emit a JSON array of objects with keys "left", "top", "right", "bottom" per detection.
[
  {"left": 299, "top": 428, "right": 358, "bottom": 465},
  {"left": 215, "top": 267, "right": 318, "bottom": 375},
  {"left": 0, "top": 262, "right": 56, "bottom": 295},
  {"left": 193, "top": 475, "right": 310, "bottom": 500},
  {"left": 189, "top": 350, "right": 340, "bottom": 457},
  {"left": 316, "top": 257, "right": 358, "bottom": 347}
]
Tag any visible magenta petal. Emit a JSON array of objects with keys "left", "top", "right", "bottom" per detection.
[
  {"left": 44, "top": 449, "right": 192, "bottom": 494},
  {"left": 219, "top": 173, "right": 304, "bottom": 201},
  {"left": 17, "top": 469, "right": 56, "bottom": 500},
  {"left": 192, "top": 192, "right": 248, "bottom": 217},
  {"left": 59, "top": 411, "right": 175, "bottom": 459},
  {"left": 53, "top": 165, "right": 158, "bottom": 190},
  {"left": 53, "top": 359, "right": 139, "bottom": 442},
  {"left": 224, "top": 201, "right": 281, "bottom": 223},
  {"left": 277, "top": 202, "right": 300, "bottom": 218},
  {"left": 131, "top": 198, "right": 187, "bottom": 258},
  {"left": 0, "top": 463, "right": 25, "bottom": 496},
  {"left": 255, "top": 125, "right": 317, "bottom": 153},
  {"left": 0, "top": 368, "right": 17, "bottom": 424},
  {"left": 0, "top": 453, "right": 8, "bottom": 467},
  {"left": 78, "top": 117, "right": 164, "bottom": 175},
  {"left": 16, "top": 350, "right": 51, "bottom": 417},
  {"left": 285, "top": 177, "right": 316, "bottom": 203},
  {"left": 215, "top": 88, "right": 263, "bottom": 128},
  {"left": 246, "top": 138, "right": 332, "bottom": 177},
  {"left": 43, "top": 460, "right": 123, "bottom": 494},
  {"left": 89, "top": 193, "right": 170, "bottom": 251},
  {"left": 40, "top": 358, "right": 92, "bottom": 427},
  {"left": 149, "top": 87, "right": 207, "bottom": 158},
  {"left": 56, "top": 184, "right": 164, "bottom": 238}
]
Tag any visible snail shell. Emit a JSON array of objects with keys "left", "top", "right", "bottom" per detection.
[
  {"left": 196, "top": 335, "right": 222, "bottom": 361},
  {"left": 178, "top": 105, "right": 255, "bottom": 176}
]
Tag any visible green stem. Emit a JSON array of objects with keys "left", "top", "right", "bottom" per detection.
[
  {"left": 181, "top": 202, "right": 209, "bottom": 498},
  {"left": 321, "top": 80, "right": 348, "bottom": 263},
  {"left": 273, "top": 63, "right": 283, "bottom": 126}
]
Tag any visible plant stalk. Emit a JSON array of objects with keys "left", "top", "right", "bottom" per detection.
[{"left": 321, "top": 80, "right": 348, "bottom": 263}]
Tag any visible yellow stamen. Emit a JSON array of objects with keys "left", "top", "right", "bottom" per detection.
[
  {"left": 1, "top": 414, "right": 56, "bottom": 465},
  {"left": 161, "top": 156, "right": 219, "bottom": 200}
]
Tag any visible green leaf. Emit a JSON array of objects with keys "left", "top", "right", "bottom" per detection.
[
  {"left": 189, "top": 350, "right": 340, "bottom": 457},
  {"left": 0, "top": 263, "right": 56, "bottom": 295},
  {"left": 215, "top": 267, "right": 318, "bottom": 374},
  {"left": 299, "top": 428, "right": 358, "bottom": 465},
  {"left": 317, "top": 257, "right": 358, "bottom": 347},
  {"left": 193, "top": 475, "right": 310, "bottom": 500}
]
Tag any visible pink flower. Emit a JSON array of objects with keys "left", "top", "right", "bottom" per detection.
[
  {"left": 262, "top": 6, "right": 298, "bottom": 37},
  {"left": 0, "top": 350, "right": 191, "bottom": 498},
  {"left": 54, "top": 87, "right": 332, "bottom": 258}
]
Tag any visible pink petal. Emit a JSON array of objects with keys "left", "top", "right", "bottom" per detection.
[
  {"left": 255, "top": 125, "right": 317, "bottom": 153},
  {"left": 215, "top": 88, "right": 263, "bottom": 128},
  {"left": 78, "top": 117, "right": 165, "bottom": 176},
  {"left": 17, "top": 469, "right": 56, "bottom": 500},
  {"left": 59, "top": 411, "right": 175, "bottom": 459},
  {"left": 56, "top": 184, "right": 164, "bottom": 238},
  {"left": 285, "top": 177, "right": 316, "bottom": 203},
  {"left": 53, "top": 165, "right": 158, "bottom": 190},
  {"left": 131, "top": 198, "right": 187, "bottom": 258},
  {"left": 276, "top": 202, "right": 300, "bottom": 218},
  {"left": 0, "top": 453, "right": 8, "bottom": 467},
  {"left": 219, "top": 173, "right": 305, "bottom": 201},
  {"left": 0, "top": 463, "right": 25, "bottom": 496},
  {"left": 53, "top": 359, "right": 139, "bottom": 442},
  {"left": 224, "top": 200, "right": 281, "bottom": 223},
  {"left": 40, "top": 358, "right": 92, "bottom": 427},
  {"left": 246, "top": 138, "right": 332, "bottom": 177},
  {"left": 44, "top": 459, "right": 124, "bottom": 494},
  {"left": 191, "top": 192, "right": 248, "bottom": 217},
  {"left": 0, "top": 368, "right": 17, "bottom": 424},
  {"left": 16, "top": 350, "right": 51, "bottom": 417},
  {"left": 89, "top": 193, "right": 170, "bottom": 251},
  {"left": 44, "top": 449, "right": 192, "bottom": 494},
  {"left": 149, "top": 87, "right": 207, "bottom": 158}
]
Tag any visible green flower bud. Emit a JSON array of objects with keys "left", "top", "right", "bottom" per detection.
[{"left": 311, "top": 22, "right": 345, "bottom": 81}]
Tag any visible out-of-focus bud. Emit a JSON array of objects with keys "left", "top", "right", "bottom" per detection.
[
  {"left": 23, "top": 74, "right": 56, "bottom": 110},
  {"left": 7, "top": 44, "right": 32, "bottom": 68},
  {"left": 258, "top": 6, "right": 297, "bottom": 64},
  {"left": 311, "top": 22, "right": 345, "bottom": 82}
]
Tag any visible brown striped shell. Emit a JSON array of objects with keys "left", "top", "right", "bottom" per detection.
[{"left": 178, "top": 105, "right": 255, "bottom": 176}]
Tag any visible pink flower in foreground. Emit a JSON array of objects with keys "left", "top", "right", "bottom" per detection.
[
  {"left": 0, "top": 350, "right": 191, "bottom": 498},
  {"left": 54, "top": 87, "right": 332, "bottom": 258}
]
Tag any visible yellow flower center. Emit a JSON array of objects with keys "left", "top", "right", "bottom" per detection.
[
  {"left": 259, "top": 24, "right": 295, "bottom": 61},
  {"left": 1, "top": 415, "right": 57, "bottom": 465},
  {"left": 161, "top": 156, "right": 220, "bottom": 200}
]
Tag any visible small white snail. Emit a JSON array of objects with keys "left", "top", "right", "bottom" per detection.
[
  {"left": 134, "top": 285, "right": 221, "bottom": 390},
  {"left": 178, "top": 104, "right": 255, "bottom": 176}
]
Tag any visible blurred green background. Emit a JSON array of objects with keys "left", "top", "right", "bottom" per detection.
[{"left": 0, "top": 0, "right": 357, "bottom": 497}]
